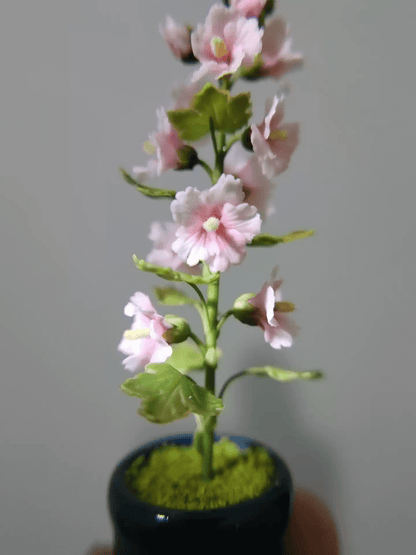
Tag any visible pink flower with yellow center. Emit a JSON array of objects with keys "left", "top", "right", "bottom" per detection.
[
  {"left": 258, "top": 16, "right": 304, "bottom": 79},
  {"left": 170, "top": 174, "right": 262, "bottom": 273},
  {"left": 251, "top": 93, "right": 299, "bottom": 179},
  {"left": 190, "top": 4, "right": 264, "bottom": 82},
  {"left": 248, "top": 266, "right": 300, "bottom": 348},
  {"left": 118, "top": 292, "right": 173, "bottom": 373}
]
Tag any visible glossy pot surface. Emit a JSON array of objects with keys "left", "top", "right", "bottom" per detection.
[{"left": 108, "top": 434, "right": 294, "bottom": 555}]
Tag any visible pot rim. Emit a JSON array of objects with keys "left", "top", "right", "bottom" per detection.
[{"left": 108, "top": 432, "right": 293, "bottom": 515}]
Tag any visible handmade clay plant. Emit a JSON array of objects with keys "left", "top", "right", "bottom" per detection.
[{"left": 109, "top": 2, "right": 324, "bottom": 550}]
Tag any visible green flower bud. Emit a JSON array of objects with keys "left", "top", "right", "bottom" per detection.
[
  {"left": 232, "top": 293, "right": 259, "bottom": 326},
  {"left": 240, "top": 53, "right": 263, "bottom": 82},
  {"left": 175, "top": 146, "right": 199, "bottom": 171},
  {"left": 264, "top": 0, "right": 275, "bottom": 16},
  {"left": 163, "top": 315, "right": 191, "bottom": 344}
]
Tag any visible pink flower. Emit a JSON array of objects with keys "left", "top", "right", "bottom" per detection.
[
  {"left": 170, "top": 174, "right": 262, "bottom": 273},
  {"left": 133, "top": 107, "right": 186, "bottom": 178},
  {"left": 258, "top": 16, "right": 304, "bottom": 79},
  {"left": 230, "top": 0, "right": 267, "bottom": 19},
  {"left": 248, "top": 266, "right": 300, "bottom": 348},
  {"left": 159, "top": 15, "right": 193, "bottom": 61},
  {"left": 251, "top": 93, "right": 299, "bottom": 178},
  {"left": 146, "top": 221, "right": 201, "bottom": 275},
  {"left": 224, "top": 142, "right": 275, "bottom": 221},
  {"left": 190, "top": 4, "right": 264, "bottom": 82},
  {"left": 118, "top": 292, "right": 173, "bottom": 372}
]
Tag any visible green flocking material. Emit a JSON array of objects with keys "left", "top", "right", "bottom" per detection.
[{"left": 124, "top": 437, "right": 277, "bottom": 511}]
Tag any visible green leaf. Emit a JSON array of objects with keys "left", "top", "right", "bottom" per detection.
[
  {"left": 168, "top": 84, "right": 252, "bottom": 141},
  {"left": 223, "top": 92, "right": 252, "bottom": 133},
  {"left": 120, "top": 363, "right": 224, "bottom": 424},
  {"left": 192, "top": 84, "right": 252, "bottom": 134},
  {"left": 246, "top": 366, "right": 324, "bottom": 382},
  {"left": 167, "top": 109, "right": 210, "bottom": 142},
  {"left": 154, "top": 286, "right": 199, "bottom": 306},
  {"left": 167, "top": 342, "right": 205, "bottom": 373},
  {"left": 192, "top": 84, "right": 228, "bottom": 129},
  {"left": 119, "top": 168, "right": 176, "bottom": 198},
  {"left": 133, "top": 256, "right": 219, "bottom": 284},
  {"left": 248, "top": 229, "right": 315, "bottom": 247}
]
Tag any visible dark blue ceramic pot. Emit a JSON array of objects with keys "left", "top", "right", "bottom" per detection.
[{"left": 108, "top": 434, "right": 294, "bottom": 555}]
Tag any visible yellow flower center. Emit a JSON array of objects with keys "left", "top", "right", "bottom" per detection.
[
  {"left": 268, "top": 129, "right": 288, "bottom": 141},
  {"left": 203, "top": 216, "right": 220, "bottom": 232},
  {"left": 274, "top": 302, "right": 295, "bottom": 313},
  {"left": 143, "top": 140, "right": 156, "bottom": 155},
  {"left": 211, "top": 37, "right": 228, "bottom": 59},
  {"left": 123, "top": 328, "right": 151, "bottom": 340}
]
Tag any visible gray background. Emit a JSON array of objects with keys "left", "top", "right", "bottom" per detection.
[{"left": 1, "top": 0, "right": 415, "bottom": 553}]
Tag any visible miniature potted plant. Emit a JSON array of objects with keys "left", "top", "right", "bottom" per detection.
[{"left": 108, "top": 1, "right": 324, "bottom": 553}]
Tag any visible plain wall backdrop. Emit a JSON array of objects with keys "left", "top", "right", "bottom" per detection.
[{"left": 1, "top": 1, "right": 416, "bottom": 554}]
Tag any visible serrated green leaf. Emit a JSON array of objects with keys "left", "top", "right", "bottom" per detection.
[
  {"left": 192, "top": 84, "right": 228, "bottom": 129},
  {"left": 154, "top": 286, "right": 198, "bottom": 306},
  {"left": 133, "top": 256, "right": 219, "bottom": 284},
  {"left": 192, "top": 84, "right": 252, "bottom": 134},
  {"left": 246, "top": 366, "right": 324, "bottom": 382},
  {"left": 119, "top": 168, "right": 176, "bottom": 198},
  {"left": 120, "top": 363, "right": 224, "bottom": 424},
  {"left": 248, "top": 229, "right": 315, "bottom": 247},
  {"left": 222, "top": 93, "right": 252, "bottom": 133},
  {"left": 167, "top": 109, "right": 210, "bottom": 141},
  {"left": 167, "top": 342, "right": 205, "bottom": 373}
]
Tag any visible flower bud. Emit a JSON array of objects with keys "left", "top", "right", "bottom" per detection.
[
  {"left": 264, "top": 0, "right": 275, "bottom": 16},
  {"left": 162, "top": 315, "right": 191, "bottom": 344},
  {"left": 175, "top": 146, "right": 199, "bottom": 171},
  {"left": 240, "top": 53, "right": 263, "bottom": 81},
  {"left": 241, "top": 127, "right": 253, "bottom": 151},
  {"left": 181, "top": 27, "right": 199, "bottom": 64},
  {"left": 232, "top": 293, "right": 259, "bottom": 326},
  {"left": 160, "top": 17, "right": 195, "bottom": 63}
]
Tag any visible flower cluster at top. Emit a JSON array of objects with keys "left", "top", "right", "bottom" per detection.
[{"left": 118, "top": 0, "right": 305, "bottom": 375}]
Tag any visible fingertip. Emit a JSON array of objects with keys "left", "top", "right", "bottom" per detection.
[{"left": 284, "top": 487, "right": 340, "bottom": 555}]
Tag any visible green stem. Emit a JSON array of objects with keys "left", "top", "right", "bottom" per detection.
[
  {"left": 189, "top": 331, "right": 205, "bottom": 352},
  {"left": 200, "top": 268, "right": 220, "bottom": 482},
  {"left": 216, "top": 309, "right": 234, "bottom": 334},
  {"left": 196, "top": 158, "right": 213, "bottom": 180},
  {"left": 197, "top": 77, "right": 231, "bottom": 482},
  {"left": 218, "top": 370, "right": 247, "bottom": 400},
  {"left": 189, "top": 282, "right": 207, "bottom": 307},
  {"left": 224, "top": 133, "right": 243, "bottom": 155},
  {"left": 209, "top": 118, "right": 218, "bottom": 159}
]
